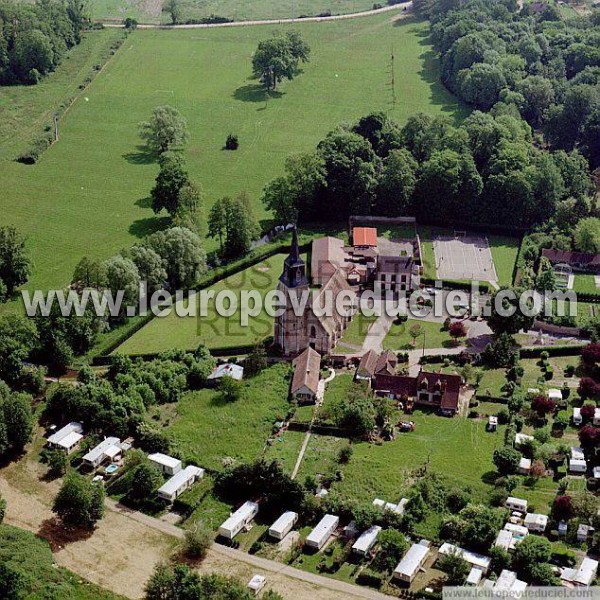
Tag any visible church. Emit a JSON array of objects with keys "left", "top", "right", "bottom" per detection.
[{"left": 274, "top": 228, "right": 356, "bottom": 356}]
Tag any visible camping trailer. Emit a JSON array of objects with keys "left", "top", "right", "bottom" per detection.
[
  {"left": 305, "top": 514, "right": 339, "bottom": 550},
  {"left": 157, "top": 465, "right": 204, "bottom": 503},
  {"left": 352, "top": 525, "right": 381, "bottom": 556},
  {"left": 218, "top": 501, "right": 259, "bottom": 540},
  {"left": 268, "top": 511, "right": 298, "bottom": 540}
]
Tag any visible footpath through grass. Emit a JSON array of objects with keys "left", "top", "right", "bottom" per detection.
[{"left": 0, "top": 14, "right": 466, "bottom": 301}]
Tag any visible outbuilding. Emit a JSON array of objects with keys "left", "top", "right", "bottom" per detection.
[
  {"left": 305, "top": 514, "right": 339, "bottom": 550},
  {"left": 148, "top": 452, "right": 182, "bottom": 476},
  {"left": 393, "top": 540, "right": 430, "bottom": 583},
  {"left": 494, "top": 570, "right": 527, "bottom": 593},
  {"left": 569, "top": 458, "right": 587, "bottom": 473},
  {"left": 157, "top": 465, "right": 204, "bottom": 503},
  {"left": 518, "top": 457, "right": 531, "bottom": 475},
  {"left": 352, "top": 525, "right": 381, "bottom": 556},
  {"left": 218, "top": 501, "right": 259, "bottom": 540},
  {"left": 291, "top": 348, "right": 321, "bottom": 404},
  {"left": 466, "top": 567, "right": 483, "bottom": 586},
  {"left": 82, "top": 437, "right": 122, "bottom": 469},
  {"left": 47, "top": 422, "right": 83, "bottom": 454},
  {"left": 268, "top": 511, "right": 298, "bottom": 541},
  {"left": 547, "top": 388, "right": 562, "bottom": 403},
  {"left": 505, "top": 497, "right": 528, "bottom": 513},
  {"left": 524, "top": 513, "right": 548, "bottom": 533},
  {"left": 207, "top": 363, "right": 244, "bottom": 385}
]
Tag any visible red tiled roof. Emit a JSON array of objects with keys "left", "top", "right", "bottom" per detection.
[
  {"left": 353, "top": 227, "right": 378, "bottom": 248},
  {"left": 357, "top": 350, "right": 379, "bottom": 378},
  {"left": 291, "top": 348, "right": 321, "bottom": 395}
]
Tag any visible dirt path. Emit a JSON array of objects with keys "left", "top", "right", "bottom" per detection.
[
  {"left": 0, "top": 456, "right": 392, "bottom": 600},
  {"left": 103, "top": 2, "right": 412, "bottom": 29}
]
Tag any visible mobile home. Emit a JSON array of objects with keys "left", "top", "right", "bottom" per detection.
[
  {"left": 157, "top": 465, "right": 204, "bottom": 503},
  {"left": 47, "top": 422, "right": 83, "bottom": 454},
  {"left": 82, "top": 437, "right": 121, "bottom": 469},
  {"left": 393, "top": 540, "right": 430, "bottom": 583},
  {"left": 505, "top": 497, "right": 528, "bottom": 512},
  {"left": 218, "top": 501, "right": 259, "bottom": 540},
  {"left": 305, "top": 514, "right": 339, "bottom": 550},
  {"left": 352, "top": 525, "right": 381, "bottom": 556},
  {"left": 569, "top": 458, "right": 587, "bottom": 473},
  {"left": 268, "top": 511, "right": 298, "bottom": 541},
  {"left": 148, "top": 452, "right": 182, "bottom": 476}
]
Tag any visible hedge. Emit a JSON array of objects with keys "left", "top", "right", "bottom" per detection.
[
  {"left": 519, "top": 345, "right": 585, "bottom": 359},
  {"left": 420, "top": 277, "right": 491, "bottom": 294}
]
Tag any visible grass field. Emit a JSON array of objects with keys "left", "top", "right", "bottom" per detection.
[
  {"left": 334, "top": 313, "right": 377, "bottom": 351},
  {"left": 0, "top": 14, "right": 466, "bottom": 304},
  {"left": 93, "top": 0, "right": 392, "bottom": 23},
  {"left": 164, "top": 363, "right": 291, "bottom": 470},
  {"left": 573, "top": 274, "right": 599, "bottom": 294},
  {"left": 331, "top": 411, "right": 504, "bottom": 504},
  {"left": 383, "top": 318, "right": 453, "bottom": 350}
]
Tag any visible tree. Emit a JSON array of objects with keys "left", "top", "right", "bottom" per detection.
[
  {"left": 2, "top": 392, "right": 33, "bottom": 454},
  {"left": 487, "top": 287, "right": 534, "bottom": 335},
  {"left": 72, "top": 256, "right": 106, "bottom": 289},
  {"left": 46, "top": 448, "right": 68, "bottom": 477},
  {"left": 409, "top": 323, "right": 423, "bottom": 346},
  {"left": 12, "top": 30, "right": 54, "bottom": 82},
  {"left": 341, "top": 396, "right": 376, "bottom": 438},
  {"left": 151, "top": 153, "right": 190, "bottom": 216},
  {"left": 174, "top": 181, "right": 204, "bottom": 233},
  {"left": 438, "top": 550, "right": 470, "bottom": 585},
  {"left": 575, "top": 218, "right": 600, "bottom": 253},
  {"left": 373, "top": 529, "right": 408, "bottom": 572},
  {"left": 129, "top": 461, "right": 162, "bottom": 504},
  {"left": 140, "top": 105, "right": 188, "bottom": 154},
  {"left": 531, "top": 395, "right": 556, "bottom": 418},
  {"left": 102, "top": 255, "right": 141, "bottom": 314},
  {"left": 572, "top": 491, "right": 599, "bottom": 522},
  {"left": 0, "top": 562, "right": 25, "bottom": 600},
  {"left": 449, "top": 321, "right": 467, "bottom": 345},
  {"left": 207, "top": 201, "right": 227, "bottom": 252},
  {"left": 493, "top": 446, "right": 521, "bottom": 475},
  {"left": 579, "top": 424, "right": 599, "bottom": 450},
  {"left": 0, "top": 492, "right": 5, "bottom": 524},
  {"left": 126, "top": 245, "right": 167, "bottom": 294},
  {"left": 578, "top": 377, "right": 599, "bottom": 401},
  {"left": 163, "top": 0, "right": 181, "bottom": 24},
  {"left": 52, "top": 473, "right": 104, "bottom": 529},
  {"left": 483, "top": 333, "right": 517, "bottom": 368},
  {"left": 183, "top": 521, "right": 213, "bottom": 559},
  {"left": 146, "top": 227, "right": 207, "bottom": 289},
  {"left": 223, "top": 194, "right": 260, "bottom": 259},
  {"left": 252, "top": 31, "right": 310, "bottom": 91},
  {"left": 457, "top": 62, "right": 507, "bottom": 111},
  {"left": 218, "top": 375, "right": 244, "bottom": 403},
  {"left": 0, "top": 226, "right": 30, "bottom": 299},
  {"left": 581, "top": 403, "right": 596, "bottom": 424},
  {"left": 374, "top": 149, "right": 418, "bottom": 216},
  {"left": 512, "top": 535, "right": 552, "bottom": 575},
  {"left": 244, "top": 342, "right": 268, "bottom": 377}
]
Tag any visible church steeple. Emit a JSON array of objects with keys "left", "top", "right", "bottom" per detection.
[{"left": 280, "top": 226, "right": 308, "bottom": 288}]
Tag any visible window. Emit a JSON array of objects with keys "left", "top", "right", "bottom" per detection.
[{"left": 310, "top": 325, "right": 316, "bottom": 338}]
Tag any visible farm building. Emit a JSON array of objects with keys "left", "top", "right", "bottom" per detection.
[
  {"left": 514, "top": 433, "right": 534, "bottom": 449},
  {"left": 148, "top": 453, "right": 182, "bottom": 476},
  {"left": 207, "top": 363, "right": 244, "bottom": 385},
  {"left": 290, "top": 347, "right": 321, "bottom": 404},
  {"left": 438, "top": 543, "right": 491, "bottom": 574},
  {"left": 352, "top": 227, "right": 378, "bottom": 250},
  {"left": 82, "top": 437, "right": 122, "bottom": 469},
  {"left": 268, "top": 511, "right": 298, "bottom": 540},
  {"left": 305, "top": 514, "right": 339, "bottom": 550},
  {"left": 218, "top": 501, "right": 259, "bottom": 540},
  {"left": 541, "top": 248, "right": 600, "bottom": 274},
  {"left": 47, "top": 422, "right": 83, "bottom": 454},
  {"left": 393, "top": 540, "right": 430, "bottom": 583},
  {"left": 561, "top": 557, "right": 599, "bottom": 588},
  {"left": 517, "top": 457, "right": 531, "bottom": 475},
  {"left": 505, "top": 497, "right": 528, "bottom": 512},
  {"left": 352, "top": 525, "right": 381, "bottom": 556},
  {"left": 569, "top": 458, "right": 587, "bottom": 473},
  {"left": 157, "top": 465, "right": 204, "bottom": 503},
  {"left": 524, "top": 513, "right": 548, "bottom": 533}
]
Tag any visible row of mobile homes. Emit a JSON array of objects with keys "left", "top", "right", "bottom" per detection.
[
  {"left": 268, "top": 511, "right": 298, "bottom": 540},
  {"left": 305, "top": 514, "right": 339, "bottom": 550},
  {"left": 438, "top": 543, "right": 491, "bottom": 574},
  {"left": 524, "top": 513, "right": 548, "bottom": 533},
  {"left": 148, "top": 452, "right": 182, "bottom": 476},
  {"left": 82, "top": 437, "right": 122, "bottom": 469},
  {"left": 158, "top": 465, "right": 204, "bottom": 503},
  {"left": 393, "top": 540, "right": 431, "bottom": 584},
  {"left": 352, "top": 525, "right": 381, "bottom": 556},
  {"left": 219, "top": 501, "right": 259, "bottom": 540},
  {"left": 505, "top": 497, "right": 528, "bottom": 513},
  {"left": 47, "top": 422, "right": 83, "bottom": 454}
]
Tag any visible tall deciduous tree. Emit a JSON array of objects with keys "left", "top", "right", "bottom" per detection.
[
  {"left": 139, "top": 105, "right": 189, "bottom": 154},
  {"left": 0, "top": 226, "right": 30, "bottom": 300},
  {"left": 151, "top": 153, "right": 190, "bottom": 216},
  {"left": 52, "top": 473, "right": 105, "bottom": 529}
]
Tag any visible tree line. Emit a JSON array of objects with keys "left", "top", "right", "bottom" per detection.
[
  {"left": 0, "top": 0, "right": 90, "bottom": 85},
  {"left": 416, "top": 0, "right": 599, "bottom": 168},
  {"left": 263, "top": 110, "right": 594, "bottom": 229}
]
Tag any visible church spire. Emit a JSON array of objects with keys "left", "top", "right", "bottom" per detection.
[{"left": 280, "top": 226, "right": 308, "bottom": 288}]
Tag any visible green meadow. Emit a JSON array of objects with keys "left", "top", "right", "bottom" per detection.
[{"left": 0, "top": 13, "right": 466, "bottom": 303}]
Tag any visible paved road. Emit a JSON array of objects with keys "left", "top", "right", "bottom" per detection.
[
  {"left": 103, "top": 2, "right": 412, "bottom": 29},
  {"left": 106, "top": 499, "right": 393, "bottom": 600}
]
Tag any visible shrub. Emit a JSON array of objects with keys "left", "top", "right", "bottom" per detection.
[
  {"left": 225, "top": 134, "right": 239, "bottom": 150},
  {"left": 183, "top": 521, "right": 213, "bottom": 559}
]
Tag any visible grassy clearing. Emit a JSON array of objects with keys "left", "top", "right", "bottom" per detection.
[
  {"left": 295, "top": 434, "right": 348, "bottom": 481},
  {"left": 573, "top": 274, "right": 598, "bottom": 294},
  {"left": 164, "top": 363, "right": 292, "bottom": 470},
  {"left": 263, "top": 429, "right": 306, "bottom": 474},
  {"left": 383, "top": 318, "right": 453, "bottom": 350},
  {"left": 0, "top": 524, "right": 124, "bottom": 599},
  {"left": 0, "top": 14, "right": 466, "bottom": 301},
  {"left": 332, "top": 411, "right": 504, "bottom": 504},
  {"left": 334, "top": 313, "right": 377, "bottom": 351},
  {"left": 319, "top": 372, "right": 356, "bottom": 422}
]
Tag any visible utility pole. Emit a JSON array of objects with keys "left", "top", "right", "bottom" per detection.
[{"left": 390, "top": 45, "right": 396, "bottom": 107}]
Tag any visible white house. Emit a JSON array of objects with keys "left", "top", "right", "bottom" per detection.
[
  {"left": 352, "top": 525, "right": 381, "bottom": 556},
  {"left": 514, "top": 433, "right": 534, "bottom": 449},
  {"left": 494, "top": 570, "right": 527, "bottom": 593},
  {"left": 47, "top": 422, "right": 83, "bottom": 454},
  {"left": 524, "top": 513, "right": 548, "bottom": 533},
  {"left": 505, "top": 497, "right": 528, "bottom": 512},
  {"left": 157, "top": 465, "right": 204, "bottom": 503},
  {"left": 82, "top": 437, "right": 121, "bottom": 469},
  {"left": 393, "top": 540, "right": 430, "bottom": 583},
  {"left": 569, "top": 458, "right": 588, "bottom": 473},
  {"left": 518, "top": 457, "right": 532, "bottom": 475},
  {"left": 148, "top": 452, "right": 182, "bottom": 476},
  {"left": 573, "top": 407, "right": 582, "bottom": 425},
  {"left": 218, "top": 501, "right": 259, "bottom": 540},
  {"left": 561, "top": 557, "right": 598, "bottom": 588},
  {"left": 305, "top": 514, "right": 339, "bottom": 550},
  {"left": 593, "top": 466, "right": 600, "bottom": 480},
  {"left": 438, "top": 543, "right": 491, "bottom": 574},
  {"left": 268, "top": 511, "right": 298, "bottom": 540}
]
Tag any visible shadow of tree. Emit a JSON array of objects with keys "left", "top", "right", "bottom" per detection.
[
  {"left": 135, "top": 196, "right": 153, "bottom": 209},
  {"left": 37, "top": 517, "right": 94, "bottom": 551},
  {"left": 232, "top": 84, "right": 284, "bottom": 103},
  {"left": 481, "top": 470, "right": 499, "bottom": 485},
  {"left": 129, "top": 216, "right": 171, "bottom": 238},
  {"left": 123, "top": 144, "right": 159, "bottom": 165}
]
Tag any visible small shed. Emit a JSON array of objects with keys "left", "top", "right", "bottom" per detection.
[
  {"left": 514, "top": 433, "right": 534, "bottom": 449},
  {"left": 577, "top": 524, "right": 595, "bottom": 542},
  {"left": 268, "top": 511, "right": 298, "bottom": 541},
  {"left": 488, "top": 416, "right": 498, "bottom": 431},
  {"left": 518, "top": 457, "right": 532, "bottom": 475},
  {"left": 466, "top": 567, "right": 483, "bottom": 586},
  {"left": 218, "top": 501, "right": 259, "bottom": 540},
  {"left": 547, "top": 388, "right": 562, "bottom": 403},
  {"left": 393, "top": 540, "right": 430, "bottom": 583},
  {"left": 148, "top": 452, "right": 182, "bottom": 476},
  {"left": 157, "top": 465, "right": 204, "bottom": 503},
  {"left": 352, "top": 525, "right": 381, "bottom": 556},
  {"left": 305, "top": 514, "right": 339, "bottom": 550},
  {"left": 247, "top": 575, "right": 266, "bottom": 596}
]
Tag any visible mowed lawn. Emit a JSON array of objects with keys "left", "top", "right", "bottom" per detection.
[
  {"left": 332, "top": 413, "right": 504, "bottom": 504},
  {"left": 117, "top": 253, "right": 292, "bottom": 354},
  {"left": 0, "top": 14, "right": 466, "bottom": 301},
  {"left": 383, "top": 318, "right": 453, "bottom": 350},
  {"left": 165, "top": 363, "right": 292, "bottom": 470}
]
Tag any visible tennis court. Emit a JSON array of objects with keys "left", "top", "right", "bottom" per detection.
[{"left": 433, "top": 233, "right": 498, "bottom": 283}]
